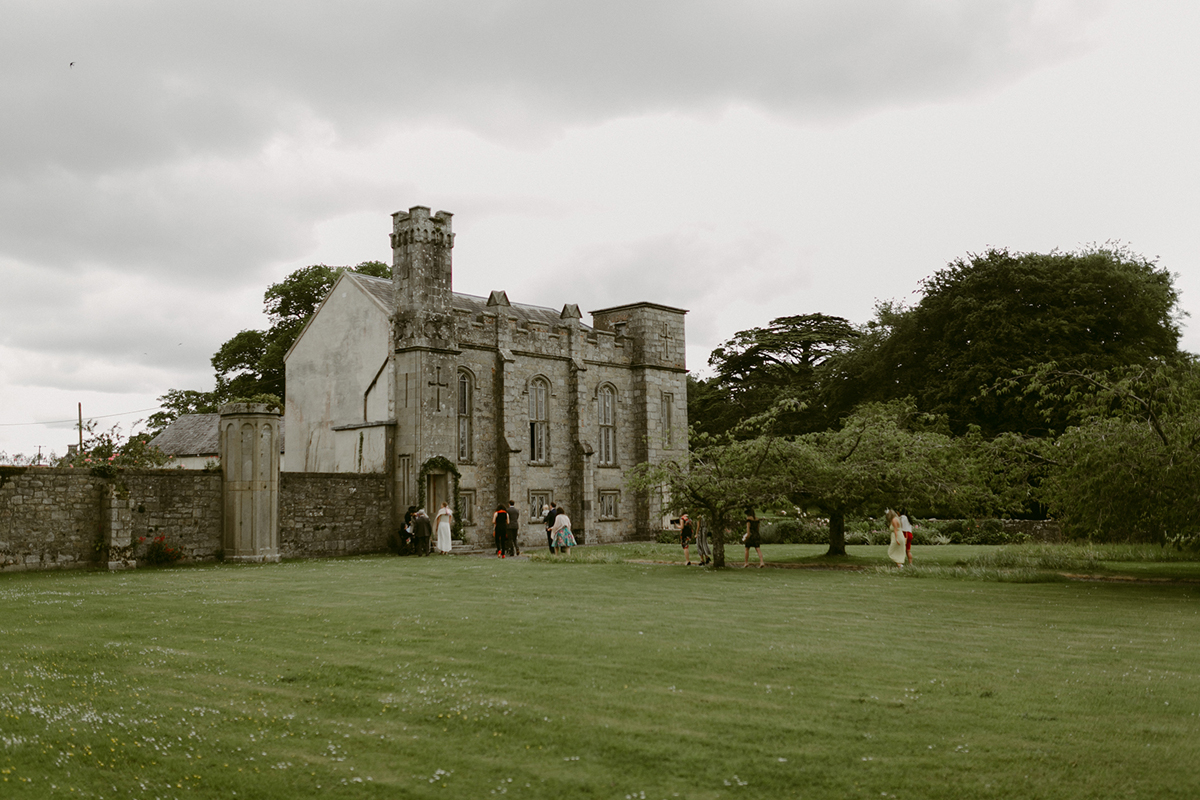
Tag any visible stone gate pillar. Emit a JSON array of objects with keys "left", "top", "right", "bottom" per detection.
[
  {"left": 219, "top": 402, "right": 281, "bottom": 563},
  {"left": 101, "top": 483, "right": 136, "bottom": 570}
]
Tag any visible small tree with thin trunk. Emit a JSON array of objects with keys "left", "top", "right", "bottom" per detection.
[{"left": 626, "top": 430, "right": 789, "bottom": 568}]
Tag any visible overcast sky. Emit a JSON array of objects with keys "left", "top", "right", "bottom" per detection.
[{"left": 2, "top": 0, "right": 1198, "bottom": 458}]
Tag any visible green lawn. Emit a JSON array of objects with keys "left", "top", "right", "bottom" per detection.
[{"left": 2, "top": 547, "right": 1198, "bottom": 799}]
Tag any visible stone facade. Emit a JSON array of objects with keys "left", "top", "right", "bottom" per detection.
[{"left": 285, "top": 205, "right": 689, "bottom": 546}]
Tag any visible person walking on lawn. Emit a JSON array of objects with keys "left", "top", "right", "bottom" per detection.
[
  {"left": 742, "top": 508, "right": 764, "bottom": 569},
  {"left": 680, "top": 514, "right": 697, "bottom": 566}
]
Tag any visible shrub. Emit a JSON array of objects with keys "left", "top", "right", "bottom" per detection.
[
  {"left": 655, "top": 529, "right": 678, "bottom": 544},
  {"left": 1166, "top": 532, "right": 1200, "bottom": 553},
  {"left": 920, "top": 519, "right": 1031, "bottom": 546},
  {"left": 141, "top": 536, "right": 183, "bottom": 566},
  {"left": 761, "top": 518, "right": 827, "bottom": 544}
]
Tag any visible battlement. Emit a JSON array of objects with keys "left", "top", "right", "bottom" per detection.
[
  {"left": 390, "top": 206, "right": 454, "bottom": 249},
  {"left": 591, "top": 302, "right": 687, "bottom": 370},
  {"left": 391, "top": 205, "right": 455, "bottom": 317}
]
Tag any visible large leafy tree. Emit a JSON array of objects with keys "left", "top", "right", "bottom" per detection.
[
  {"left": 824, "top": 247, "right": 1183, "bottom": 437},
  {"left": 630, "top": 400, "right": 991, "bottom": 562},
  {"left": 1024, "top": 361, "right": 1200, "bottom": 543},
  {"left": 151, "top": 261, "right": 389, "bottom": 432},
  {"left": 690, "top": 313, "right": 859, "bottom": 437}
]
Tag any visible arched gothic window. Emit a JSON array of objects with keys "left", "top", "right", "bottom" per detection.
[
  {"left": 457, "top": 370, "right": 473, "bottom": 462},
  {"left": 529, "top": 378, "right": 549, "bottom": 464},
  {"left": 598, "top": 385, "right": 616, "bottom": 465}
]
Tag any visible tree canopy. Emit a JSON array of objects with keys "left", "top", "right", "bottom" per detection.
[
  {"left": 150, "top": 260, "right": 389, "bottom": 432},
  {"left": 691, "top": 313, "right": 858, "bottom": 437},
  {"left": 824, "top": 246, "right": 1183, "bottom": 436},
  {"left": 625, "top": 425, "right": 792, "bottom": 567},
  {"left": 1021, "top": 361, "right": 1200, "bottom": 544},
  {"left": 781, "top": 400, "right": 991, "bottom": 554}
]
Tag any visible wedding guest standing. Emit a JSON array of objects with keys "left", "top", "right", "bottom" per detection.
[
  {"left": 543, "top": 502, "right": 560, "bottom": 554},
  {"left": 434, "top": 501, "right": 454, "bottom": 554},
  {"left": 506, "top": 500, "right": 521, "bottom": 557},
  {"left": 411, "top": 509, "right": 432, "bottom": 556},
  {"left": 492, "top": 504, "right": 509, "bottom": 558},
  {"left": 679, "top": 514, "right": 696, "bottom": 566},
  {"left": 549, "top": 507, "right": 576, "bottom": 555}
]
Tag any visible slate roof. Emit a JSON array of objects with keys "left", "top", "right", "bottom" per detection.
[
  {"left": 150, "top": 414, "right": 285, "bottom": 457},
  {"left": 349, "top": 274, "right": 591, "bottom": 331}
]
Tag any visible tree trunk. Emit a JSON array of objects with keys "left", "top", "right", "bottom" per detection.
[
  {"left": 712, "top": 520, "right": 726, "bottom": 568},
  {"left": 825, "top": 509, "right": 846, "bottom": 556}
]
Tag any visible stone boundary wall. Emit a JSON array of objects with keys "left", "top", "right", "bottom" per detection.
[
  {"left": 0, "top": 467, "right": 102, "bottom": 571},
  {"left": 119, "top": 471, "right": 223, "bottom": 561},
  {"left": 1, "top": 467, "right": 393, "bottom": 573},
  {"left": 279, "top": 472, "right": 391, "bottom": 559}
]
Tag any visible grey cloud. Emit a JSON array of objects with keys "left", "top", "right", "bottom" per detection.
[
  {"left": 0, "top": 260, "right": 244, "bottom": 387},
  {"left": 3, "top": 1, "right": 1098, "bottom": 176},
  {"left": 0, "top": 155, "right": 403, "bottom": 279},
  {"left": 0, "top": 0, "right": 1098, "bottom": 278},
  {"left": 539, "top": 226, "right": 799, "bottom": 354}
]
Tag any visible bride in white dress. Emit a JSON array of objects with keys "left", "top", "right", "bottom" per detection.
[{"left": 434, "top": 501, "right": 454, "bottom": 553}]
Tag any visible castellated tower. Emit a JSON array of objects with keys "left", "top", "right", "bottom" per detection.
[
  {"left": 390, "top": 206, "right": 460, "bottom": 515},
  {"left": 391, "top": 206, "right": 455, "bottom": 334}
]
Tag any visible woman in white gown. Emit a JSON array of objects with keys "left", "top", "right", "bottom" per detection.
[
  {"left": 885, "top": 509, "right": 905, "bottom": 567},
  {"left": 434, "top": 501, "right": 454, "bottom": 553}
]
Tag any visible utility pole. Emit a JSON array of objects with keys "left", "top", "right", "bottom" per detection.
[{"left": 78, "top": 402, "right": 83, "bottom": 452}]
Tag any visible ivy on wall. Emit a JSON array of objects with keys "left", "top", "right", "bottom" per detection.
[{"left": 416, "top": 456, "right": 463, "bottom": 538}]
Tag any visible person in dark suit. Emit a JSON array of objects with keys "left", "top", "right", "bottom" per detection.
[
  {"left": 401, "top": 505, "right": 417, "bottom": 554},
  {"left": 506, "top": 500, "right": 520, "bottom": 556},
  {"left": 411, "top": 509, "right": 433, "bottom": 556}
]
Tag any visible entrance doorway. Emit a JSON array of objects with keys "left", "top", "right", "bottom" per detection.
[{"left": 427, "top": 471, "right": 449, "bottom": 514}]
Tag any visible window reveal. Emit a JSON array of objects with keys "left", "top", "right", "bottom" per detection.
[{"left": 529, "top": 378, "right": 548, "bottom": 463}]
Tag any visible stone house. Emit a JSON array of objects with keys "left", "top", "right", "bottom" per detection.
[{"left": 284, "top": 205, "right": 688, "bottom": 546}]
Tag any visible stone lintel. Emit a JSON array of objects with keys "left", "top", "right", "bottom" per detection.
[
  {"left": 331, "top": 420, "right": 397, "bottom": 431},
  {"left": 627, "top": 363, "right": 689, "bottom": 373},
  {"left": 589, "top": 301, "right": 689, "bottom": 316},
  {"left": 393, "top": 345, "right": 463, "bottom": 356}
]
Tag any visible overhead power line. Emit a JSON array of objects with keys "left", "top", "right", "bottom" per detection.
[{"left": 0, "top": 406, "right": 162, "bottom": 427}]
